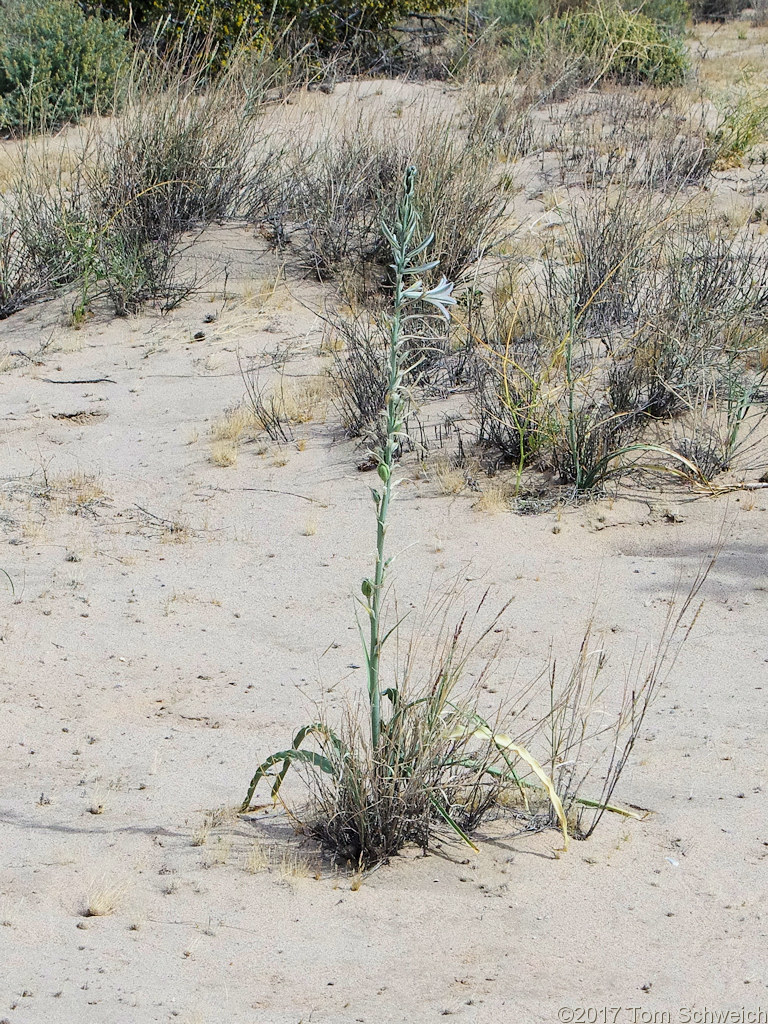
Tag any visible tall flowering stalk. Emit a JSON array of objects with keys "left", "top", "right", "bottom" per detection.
[{"left": 361, "top": 167, "right": 455, "bottom": 749}]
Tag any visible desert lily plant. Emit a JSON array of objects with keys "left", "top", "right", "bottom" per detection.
[
  {"left": 240, "top": 169, "right": 574, "bottom": 865},
  {"left": 239, "top": 169, "right": 708, "bottom": 868}
]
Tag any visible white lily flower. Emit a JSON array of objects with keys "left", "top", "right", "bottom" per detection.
[
  {"left": 422, "top": 275, "right": 457, "bottom": 321},
  {"left": 401, "top": 280, "right": 424, "bottom": 301}
]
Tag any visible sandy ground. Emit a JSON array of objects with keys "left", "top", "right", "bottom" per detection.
[
  {"left": 1, "top": 68, "right": 768, "bottom": 1024},
  {"left": 1, "top": 238, "right": 766, "bottom": 1024}
]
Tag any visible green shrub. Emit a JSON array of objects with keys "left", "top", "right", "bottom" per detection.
[
  {"left": 519, "top": 1, "right": 689, "bottom": 88},
  {"left": 482, "top": 0, "right": 555, "bottom": 30},
  {"left": 710, "top": 95, "right": 768, "bottom": 166},
  {"left": 0, "top": 0, "right": 130, "bottom": 133},
  {"left": 481, "top": 0, "right": 690, "bottom": 32},
  {"left": 639, "top": 0, "right": 690, "bottom": 31},
  {"left": 275, "top": 0, "right": 445, "bottom": 42},
  {"left": 575, "top": 4, "right": 688, "bottom": 85},
  {"left": 94, "top": 0, "right": 266, "bottom": 46},
  {"left": 96, "top": 0, "right": 445, "bottom": 54}
]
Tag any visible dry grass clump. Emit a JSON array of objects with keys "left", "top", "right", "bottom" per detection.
[
  {"left": 241, "top": 839, "right": 316, "bottom": 878},
  {"left": 473, "top": 482, "right": 511, "bottom": 512},
  {"left": 209, "top": 405, "right": 259, "bottom": 466},
  {"left": 191, "top": 805, "right": 238, "bottom": 847},
  {"left": 467, "top": 186, "right": 768, "bottom": 494},
  {"left": 464, "top": 81, "right": 537, "bottom": 162},
  {"left": 242, "top": 370, "right": 329, "bottom": 443},
  {"left": 211, "top": 405, "right": 257, "bottom": 443},
  {"left": 1, "top": 41, "right": 283, "bottom": 320},
  {"left": 29, "top": 469, "right": 109, "bottom": 516},
  {"left": 0, "top": 217, "right": 50, "bottom": 319},
  {"left": 553, "top": 89, "right": 719, "bottom": 188},
  {"left": 283, "top": 377, "right": 330, "bottom": 424},
  {"left": 245, "top": 840, "right": 270, "bottom": 874},
  {"left": 432, "top": 458, "right": 468, "bottom": 495},
  {"left": 273, "top": 112, "right": 511, "bottom": 287},
  {"left": 210, "top": 440, "right": 238, "bottom": 467},
  {"left": 83, "top": 877, "right": 126, "bottom": 918}
]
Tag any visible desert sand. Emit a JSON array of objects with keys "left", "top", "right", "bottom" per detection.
[{"left": 1, "top": 72, "right": 768, "bottom": 1024}]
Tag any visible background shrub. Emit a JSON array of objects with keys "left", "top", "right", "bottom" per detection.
[
  {"left": 538, "top": 3, "right": 689, "bottom": 87},
  {"left": 0, "top": 219, "right": 49, "bottom": 318},
  {"left": 480, "top": 0, "right": 553, "bottom": 30},
  {"left": 468, "top": 190, "right": 768, "bottom": 493},
  {"left": 9, "top": 46, "right": 274, "bottom": 318},
  {"left": 93, "top": 0, "right": 445, "bottom": 56},
  {"left": 481, "top": 0, "right": 690, "bottom": 31},
  {"left": 687, "top": 0, "right": 748, "bottom": 19},
  {"left": 94, "top": 1, "right": 266, "bottom": 48},
  {"left": 639, "top": 0, "right": 690, "bottom": 31},
  {"left": 477, "top": 0, "right": 688, "bottom": 92},
  {"left": 281, "top": 117, "right": 509, "bottom": 287},
  {"left": 0, "top": 0, "right": 130, "bottom": 133}
]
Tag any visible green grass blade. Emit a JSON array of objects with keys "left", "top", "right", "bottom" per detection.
[
  {"left": 429, "top": 795, "right": 479, "bottom": 852},
  {"left": 291, "top": 722, "right": 344, "bottom": 753},
  {"left": 241, "top": 740, "right": 336, "bottom": 812}
]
